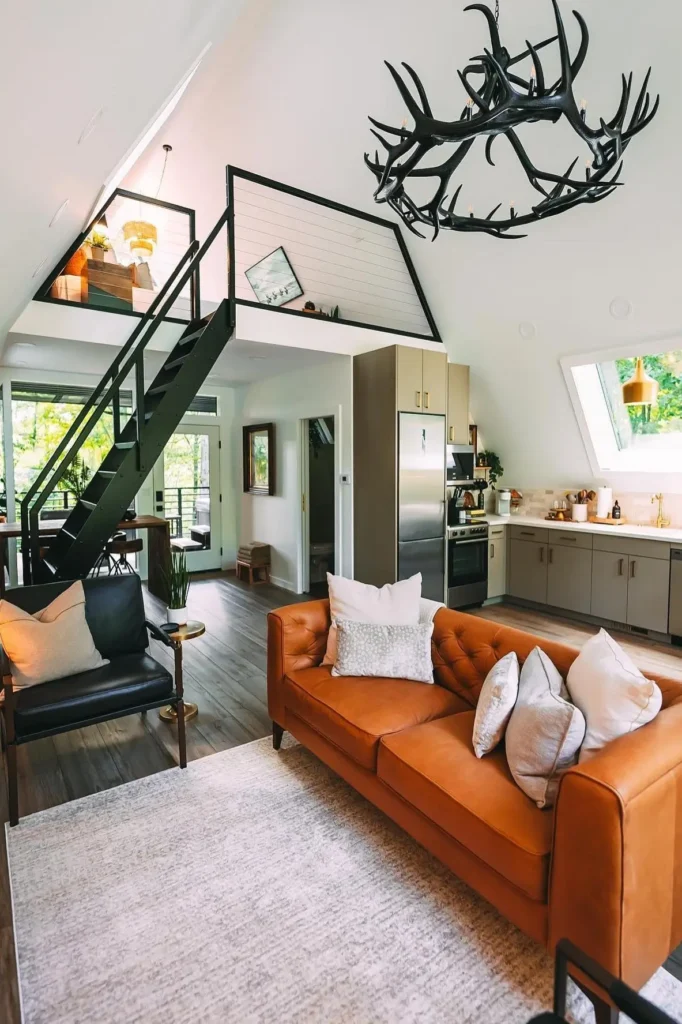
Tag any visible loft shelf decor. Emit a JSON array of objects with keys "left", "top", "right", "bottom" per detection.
[{"left": 365, "top": 0, "right": 659, "bottom": 239}]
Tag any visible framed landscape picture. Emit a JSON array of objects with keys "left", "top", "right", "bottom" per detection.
[
  {"left": 243, "top": 422, "right": 275, "bottom": 495},
  {"left": 244, "top": 247, "right": 303, "bottom": 307}
]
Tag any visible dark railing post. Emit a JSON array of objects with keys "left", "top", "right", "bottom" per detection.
[
  {"left": 112, "top": 363, "right": 121, "bottom": 441},
  {"left": 135, "top": 353, "right": 145, "bottom": 472},
  {"left": 177, "top": 487, "right": 183, "bottom": 537}
]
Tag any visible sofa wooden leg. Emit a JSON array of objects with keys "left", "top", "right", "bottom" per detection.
[{"left": 272, "top": 722, "right": 284, "bottom": 751}]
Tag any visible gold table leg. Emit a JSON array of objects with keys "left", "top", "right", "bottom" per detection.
[{"left": 159, "top": 637, "right": 198, "bottom": 722}]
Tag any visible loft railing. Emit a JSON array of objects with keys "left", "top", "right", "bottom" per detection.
[
  {"left": 163, "top": 485, "right": 210, "bottom": 539},
  {"left": 35, "top": 188, "right": 199, "bottom": 324},
  {"left": 21, "top": 207, "right": 230, "bottom": 584}
]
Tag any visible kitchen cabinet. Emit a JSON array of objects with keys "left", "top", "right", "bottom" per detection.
[
  {"left": 509, "top": 539, "right": 548, "bottom": 604},
  {"left": 547, "top": 543, "right": 593, "bottom": 614},
  {"left": 591, "top": 550, "right": 628, "bottom": 624},
  {"left": 396, "top": 346, "right": 447, "bottom": 414},
  {"left": 627, "top": 555, "right": 670, "bottom": 634},
  {"left": 447, "top": 363, "right": 470, "bottom": 444},
  {"left": 488, "top": 525, "right": 507, "bottom": 599}
]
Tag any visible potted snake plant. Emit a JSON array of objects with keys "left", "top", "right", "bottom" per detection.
[{"left": 164, "top": 550, "right": 191, "bottom": 626}]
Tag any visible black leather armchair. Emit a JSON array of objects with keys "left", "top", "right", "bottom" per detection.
[{"left": 0, "top": 575, "right": 186, "bottom": 826}]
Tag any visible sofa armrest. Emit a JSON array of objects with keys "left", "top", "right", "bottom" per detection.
[
  {"left": 550, "top": 701, "right": 682, "bottom": 990},
  {"left": 267, "top": 600, "right": 330, "bottom": 725},
  {"left": 145, "top": 619, "right": 174, "bottom": 648}
]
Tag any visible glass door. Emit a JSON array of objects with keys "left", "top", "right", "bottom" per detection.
[{"left": 152, "top": 425, "right": 221, "bottom": 572}]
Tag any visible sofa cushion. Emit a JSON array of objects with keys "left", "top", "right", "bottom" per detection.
[
  {"left": 283, "top": 666, "right": 468, "bottom": 771},
  {"left": 13, "top": 653, "right": 174, "bottom": 738},
  {"left": 377, "top": 712, "right": 554, "bottom": 901}
]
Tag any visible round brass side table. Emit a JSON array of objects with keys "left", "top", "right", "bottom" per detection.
[{"left": 159, "top": 620, "right": 205, "bottom": 723}]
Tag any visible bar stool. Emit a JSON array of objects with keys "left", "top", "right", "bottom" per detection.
[{"left": 107, "top": 535, "right": 143, "bottom": 575}]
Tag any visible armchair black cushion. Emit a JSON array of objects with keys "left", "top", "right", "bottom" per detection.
[
  {"left": 13, "top": 653, "right": 173, "bottom": 738},
  {"left": 1, "top": 574, "right": 187, "bottom": 826}
]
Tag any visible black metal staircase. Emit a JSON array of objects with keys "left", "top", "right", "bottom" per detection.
[{"left": 21, "top": 208, "right": 232, "bottom": 587}]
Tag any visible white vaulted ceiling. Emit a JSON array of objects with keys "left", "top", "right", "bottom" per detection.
[
  {"left": 122, "top": 0, "right": 682, "bottom": 491},
  {"left": 0, "top": 0, "right": 250, "bottom": 350}
]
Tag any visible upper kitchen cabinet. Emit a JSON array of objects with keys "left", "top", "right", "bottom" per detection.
[
  {"left": 396, "top": 345, "right": 447, "bottom": 415},
  {"left": 447, "top": 363, "right": 470, "bottom": 444}
]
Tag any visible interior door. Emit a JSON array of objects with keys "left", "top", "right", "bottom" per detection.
[{"left": 152, "top": 424, "right": 222, "bottom": 572}]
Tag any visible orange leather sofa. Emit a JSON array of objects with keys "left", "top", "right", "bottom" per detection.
[{"left": 268, "top": 599, "right": 682, "bottom": 998}]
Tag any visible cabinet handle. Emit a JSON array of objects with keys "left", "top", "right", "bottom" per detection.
[
  {"left": 562, "top": 537, "right": 577, "bottom": 543},
  {"left": 540, "top": 547, "right": 545, "bottom": 564},
  {"left": 549, "top": 548, "right": 554, "bottom": 565},
  {"left": 491, "top": 543, "right": 495, "bottom": 559},
  {"left": 630, "top": 559, "right": 636, "bottom": 579},
  {"left": 618, "top": 558, "right": 624, "bottom": 577},
  {"left": 416, "top": 391, "right": 422, "bottom": 408},
  {"left": 449, "top": 426, "right": 454, "bottom": 443},
  {"left": 520, "top": 530, "right": 534, "bottom": 537},
  {"left": 424, "top": 391, "right": 430, "bottom": 409}
]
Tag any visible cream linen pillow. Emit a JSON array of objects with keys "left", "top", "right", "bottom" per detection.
[
  {"left": 506, "top": 647, "right": 586, "bottom": 809},
  {"left": 472, "top": 651, "right": 519, "bottom": 758},
  {"left": 567, "top": 629, "right": 662, "bottom": 763},
  {"left": 322, "top": 573, "right": 422, "bottom": 666},
  {"left": 333, "top": 620, "right": 434, "bottom": 684},
  {"left": 0, "top": 581, "right": 109, "bottom": 689}
]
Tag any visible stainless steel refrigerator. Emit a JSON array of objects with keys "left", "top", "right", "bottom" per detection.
[{"left": 397, "top": 412, "right": 446, "bottom": 602}]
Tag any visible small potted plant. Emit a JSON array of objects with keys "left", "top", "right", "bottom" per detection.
[
  {"left": 89, "top": 230, "right": 112, "bottom": 262},
  {"left": 164, "top": 550, "right": 191, "bottom": 626},
  {"left": 477, "top": 450, "right": 504, "bottom": 487}
]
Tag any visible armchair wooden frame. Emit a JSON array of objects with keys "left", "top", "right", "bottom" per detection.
[{"left": 1, "top": 619, "right": 186, "bottom": 827}]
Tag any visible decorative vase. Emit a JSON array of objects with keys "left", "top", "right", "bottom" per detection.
[
  {"left": 571, "top": 503, "right": 588, "bottom": 522},
  {"left": 168, "top": 606, "right": 187, "bottom": 626}
]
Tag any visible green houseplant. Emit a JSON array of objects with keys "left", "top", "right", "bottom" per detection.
[
  {"left": 477, "top": 450, "right": 504, "bottom": 487},
  {"left": 164, "top": 550, "right": 191, "bottom": 625}
]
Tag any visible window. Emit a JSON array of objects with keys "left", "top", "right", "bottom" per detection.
[{"left": 563, "top": 345, "right": 682, "bottom": 474}]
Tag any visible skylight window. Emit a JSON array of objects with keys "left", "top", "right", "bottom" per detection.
[{"left": 562, "top": 344, "right": 682, "bottom": 475}]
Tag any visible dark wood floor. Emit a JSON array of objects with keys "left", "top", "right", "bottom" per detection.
[{"left": 1, "top": 583, "right": 681, "bottom": 1021}]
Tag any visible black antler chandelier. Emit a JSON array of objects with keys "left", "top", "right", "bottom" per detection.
[{"left": 365, "top": 0, "right": 659, "bottom": 239}]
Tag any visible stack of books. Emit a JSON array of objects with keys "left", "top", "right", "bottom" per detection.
[{"left": 237, "top": 542, "right": 271, "bottom": 567}]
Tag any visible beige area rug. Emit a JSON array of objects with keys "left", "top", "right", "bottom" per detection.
[{"left": 7, "top": 738, "right": 682, "bottom": 1024}]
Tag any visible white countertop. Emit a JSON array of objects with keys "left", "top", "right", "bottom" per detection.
[{"left": 486, "top": 513, "right": 682, "bottom": 545}]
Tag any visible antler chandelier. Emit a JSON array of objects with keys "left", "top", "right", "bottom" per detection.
[{"left": 365, "top": 0, "right": 659, "bottom": 239}]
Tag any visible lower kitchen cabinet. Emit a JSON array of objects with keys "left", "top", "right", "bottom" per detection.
[
  {"left": 509, "top": 539, "right": 547, "bottom": 604},
  {"left": 627, "top": 555, "right": 671, "bottom": 634},
  {"left": 488, "top": 527, "right": 507, "bottom": 599},
  {"left": 591, "top": 550, "right": 628, "bottom": 624},
  {"left": 547, "top": 543, "right": 593, "bottom": 614}
]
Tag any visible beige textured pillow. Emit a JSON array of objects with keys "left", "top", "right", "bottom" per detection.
[
  {"left": 505, "top": 647, "right": 586, "bottom": 809},
  {"left": 0, "top": 581, "right": 109, "bottom": 689},
  {"left": 472, "top": 651, "right": 519, "bottom": 758},
  {"left": 567, "top": 629, "right": 662, "bottom": 762},
  {"left": 322, "top": 573, "right": 422, "bottom": 666}
]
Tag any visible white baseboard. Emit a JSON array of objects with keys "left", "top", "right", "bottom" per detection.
[{"left": 270, "top": 575, "right": 295, "bottom": 592}]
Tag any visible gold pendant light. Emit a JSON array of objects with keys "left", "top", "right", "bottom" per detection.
[
  {"left": 622, "top": 357, "right": 659, "bottom": 406},
  {"left": 123, "top": 220, "right": 158, "bottom": 258}
]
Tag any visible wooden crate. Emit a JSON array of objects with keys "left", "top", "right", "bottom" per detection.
[{"left": 82, "top": 259, "right": 133, "bottom": 310}]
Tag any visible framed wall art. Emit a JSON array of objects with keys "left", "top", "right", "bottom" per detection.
[
  {"left": 244, "top": 246, "right": 303, "bottom": 307},
  {"left": 243, "top": 422, "right": 275, "bottom": 495}
]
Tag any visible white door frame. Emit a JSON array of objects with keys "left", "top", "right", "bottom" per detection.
[
  {"left": 151, "top": 423, "right": 222, "bottom": 572},
  {"left": 297, "top": 410, "right": 341, "bottom": 594}
]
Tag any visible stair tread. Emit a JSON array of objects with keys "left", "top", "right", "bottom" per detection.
[
  {"left": 98, "top": 470, "right": 116, "bottom": 477},
  {"left": 80, "top": 499, "right": 97, "bottom": 510},
  {"left": 164, "top": 354, "right": 190, "bottom": 371},
  {"left": 179, "top": 329, "right": 203, "bottom": 346},
  {"left": 62, "top": 528, "right": 76, "bottom": 540},
  {"left": 115, "top": 441, "right": 136, "bottom": 450}
]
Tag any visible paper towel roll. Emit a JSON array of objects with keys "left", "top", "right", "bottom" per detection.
[{"left": 597, "top": 487, "right": 613, "bottom": 519}]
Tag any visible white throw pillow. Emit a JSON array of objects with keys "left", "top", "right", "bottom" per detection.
[
  {"left": 333, "top": 620, "right": 434, "bottom": 684},
  {"left": 323, "top": 573, "right": 422, "bottom": 666},
  {"left": 472, "top": 652, "right": 519, "bottom": 758},
  {"left": 0, "top": 581, "right": 109, "bottom": 689},
  {"left": 567, "top": 629, "right": 662, "bottom": 763},
  {"left": 506, "top": 648, "right": 586, "bottom": 809}
]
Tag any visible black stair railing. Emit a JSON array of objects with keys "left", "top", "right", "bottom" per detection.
[{"left": 21, "top": 207, "right": 231, "bottom": 585}]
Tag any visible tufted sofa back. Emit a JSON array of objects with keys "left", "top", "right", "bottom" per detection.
[{"left": 431, "top": 609, "right": 579, "bottom": 706}]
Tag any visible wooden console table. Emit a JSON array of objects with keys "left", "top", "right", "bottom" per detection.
[{"left": 0, "top": 515, "right": 171, "bottom": 601}]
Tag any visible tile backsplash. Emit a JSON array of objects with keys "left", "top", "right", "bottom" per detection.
[{"left": 504, "top": 488, "right": 682, "bottom": 528}]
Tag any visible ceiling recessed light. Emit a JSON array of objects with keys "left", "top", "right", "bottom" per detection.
[
  {"left": 32, "top": 257, "right": 48, "bottom": 278},
  {"left": 13, "top": 342, "right": 36, "bottom": 350},
  {"left": 610, "top": 297, "right": 633, "bottom": 320},
  {"left": 518, "top": 322, "right": 537, "bottom": 340},
  {"left": 49, "top": 199, "right": 70, "bottom": 227},
  {"left": 78, "top": 107, "right": 104, "bottom": 145}
]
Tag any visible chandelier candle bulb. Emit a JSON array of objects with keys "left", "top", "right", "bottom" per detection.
[{"left": 580, "top": 98, "right": 588, "bottom": 121}]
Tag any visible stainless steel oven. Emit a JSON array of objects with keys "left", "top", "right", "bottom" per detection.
[{"left": 447, "top": 521, "right": 489, "bottom": 608}]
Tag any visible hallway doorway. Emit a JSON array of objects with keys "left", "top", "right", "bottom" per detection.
[{"left": 301, "top": 416, "right": 335, "bottom": 597}]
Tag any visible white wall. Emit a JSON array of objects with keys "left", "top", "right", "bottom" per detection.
[
  {"left": 123, "top": 0, "right": 682, "bottom": 495},
  {"left": 237, "top": 357, "right": 353, "bottom": 591}
]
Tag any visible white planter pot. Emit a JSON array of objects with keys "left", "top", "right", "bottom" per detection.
[
  {"left": 168, "top": 606, "right": 188, "bottom": 626},
  {"left": 571, "top": 503, "right": 588, "bottom": 522}
]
